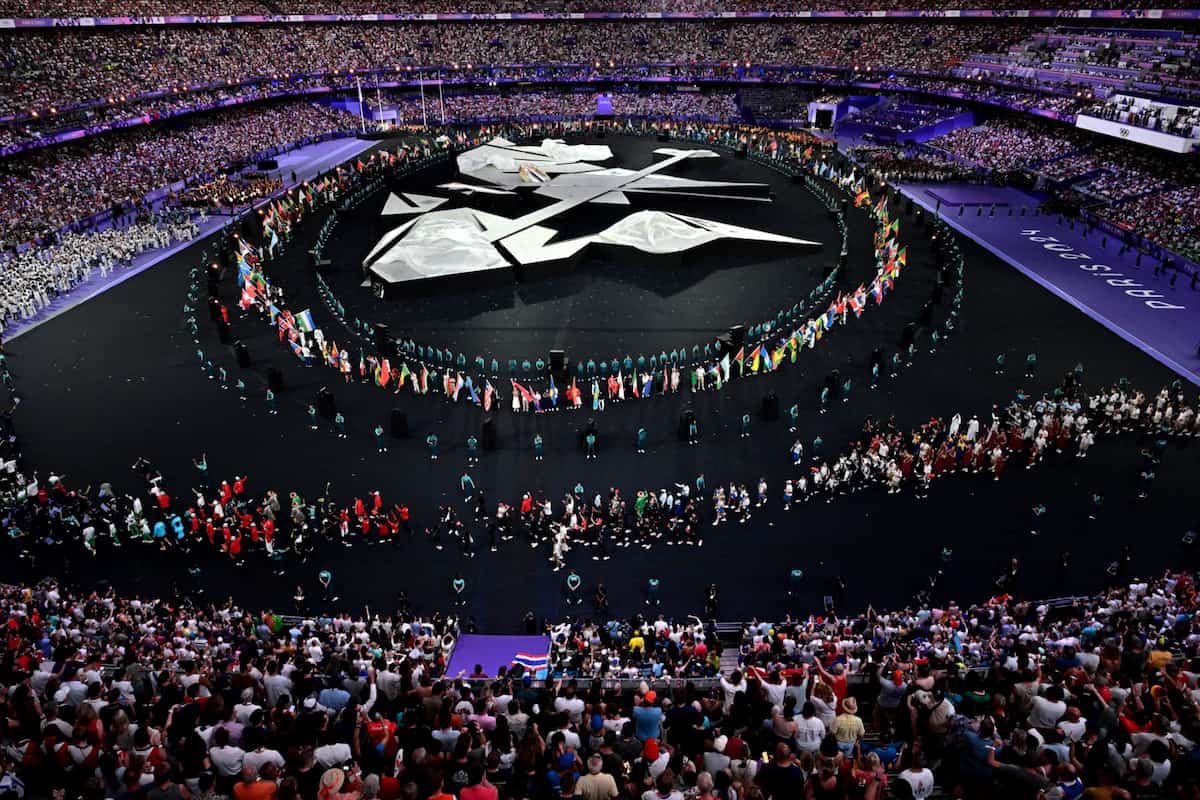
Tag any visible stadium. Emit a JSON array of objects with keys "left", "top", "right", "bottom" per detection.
[{"left": 0, "top": 2, "right": 1198, "bottom": 799}]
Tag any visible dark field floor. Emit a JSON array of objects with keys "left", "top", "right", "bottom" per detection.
[{"left": 4, "top": 134, "right": 1197, "bottom": 631}]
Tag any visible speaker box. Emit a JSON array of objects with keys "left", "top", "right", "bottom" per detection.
[
  {"left": 678, "top": 409, "right": 696, "bottom": 441},
  {"left": 268, "top": 367, "right": 284, "bottom": 393},
  {"left": 234, "top": 341, "right": 251, "bottom": 368},
  {"left": 728, "top": 324, "right": 745, "bottom": 349},
  {"left": 374, "top": 322, "right": 390, "bottom": 354},
  {"left": 481, "top": 416, "right": 498, "bottom": 450},
  {"left": 317, "top": 387, "right": 336, "bottom": 419},
  {"left": 390, "top": 408, "right": 408, "bottom": 438},
  {"left": 761, "top": 392, "right": 779, "bottom": 421},
  {"left": 217, "top": 320, "right": 232, "bottom": 344},
  {"left": 549, "top": 349, "right": 566, "bottom": 374},
  {"left": 822, "top": 262, "right": 837, "bottom": 279}
]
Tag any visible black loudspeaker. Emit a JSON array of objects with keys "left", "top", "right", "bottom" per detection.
[
  {"left": 481, "top": 416, "right": 498, "bottom": 450},
  {"left": 678, "top": 409, "right": 696, "bottom": 441},
  {"left": 374, "top": 322, "right": 390, "bottom": 354},
  {"left": 257, "top": 158, "right": 278, "bottom": 170},
  {"left": 728, "top": 324, "right": 746, "bottom": 349},
  {"left": 217, "top": 320, "right": 232, "bottom": 344},
  {"left": 267, "top": 369, "right": 284, "bottom": 394},
  {"left": 234, "top": 341, "right": 251, "bottom": 368},
  {"left": 317, "top": 387, "right": 337, "bottom": 419},
  {"left": 823, "top": 262, "right": 837, "bottom": 279},
  {"left": 549, "top": 349, "right": 566, "bottom": 374},
  {"left": 390, "top": 408, "right": 408, "bottom": 438},
  {"left": 761, "top": 392, "right": 780, "bottom": 421}
]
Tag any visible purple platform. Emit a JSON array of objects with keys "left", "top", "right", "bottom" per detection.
[
  {"left": 6, "top": 136, "right": 376, "bottom": 342},
  {"left": 924, "top": 185, "right": 1032, "bottom": 207},
  {"left": 445, "top": 634, "right": 551, "bottom": 679},
  {"left": 900, "top": 181, "right": 1200, "bottom": 386}
]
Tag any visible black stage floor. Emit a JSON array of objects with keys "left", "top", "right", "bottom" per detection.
[
  {"left": 324, "top": 135, "right": 834, "bottom": 361},
  {"left": 4, "top": 133, "right": 1197, "bottom": 630}
]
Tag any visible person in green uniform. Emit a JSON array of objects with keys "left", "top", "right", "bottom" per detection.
[
  {"left": 318, "top": 569, "right": 335, "bottom": 602},
  {"left": 636, "top": 427, "right": 647, "bottom": 454},
  {"left": 236, "top": 379, "right": 247, "bottom": 402},
  {"left": 375, "top": 424, "right": 386, "bottom": 453},
  {"left": 740, "top": 413, "right": 751, "bottom": 439},
  {"left": 585, "top": 431, "right": 597, "bottom": 460},
  {"left": 466, "top": 435, "right": 479, "bottom": 465},
  {"left": 307, "top": 404, "right": 318, "bottom": 430},
  {"left": 334, "top": 412, "right": 346, "bottom": 438},
  {"left": 1025, "top": 352, "right": 1038, "bottom": 379},
  {"left": 788, "top": 403, "right": 799, "bottom": 433},
  {"left": 994, "top": 353, "right": 1006, "bottom": 375},
  {"left": 533, "top": 433, "right": 544, "bottom": 461},
  {"left": 426, "top": 432, "right": 439, "bottom": 460},
  {"left": 265, "top": 388, "right": 277, "bottom": 414}
]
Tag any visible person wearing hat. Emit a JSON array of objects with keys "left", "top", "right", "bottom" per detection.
[
  {"left": 634, "top": 691, "right": 664, "bottom": 743},
  {"left": 641, "top": 738, "right": 671, "bottom": 780},
  {"left": 831, "top": 696, "right": 864, "bottom": 755}
]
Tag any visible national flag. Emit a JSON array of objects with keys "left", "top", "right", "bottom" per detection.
[
  {"left": 734, "top": 346, "right": 745, "bottom": 368},
  {"left": 288, "top": 339, "right": 304, "bottom": 360},
  {"left": 511, "top": 652, "right": 549, "bottom": 670},
  {"left": 854, "top": 189, "right": 870, "bottom": 208},
  {"left": 749, "top": 345, "right": 762, "bottom": 373},
  {"left": 871, "top": 280, "right": 884, "bottom": 305},
  {"left": 719, "top": 353, "right": 731, "bottom": 381},
  {"left": 483, "top": 380, "right": 494, "bottom": 412},
  {"left": 295, "top": 309, "right": 316, "bottom": 333}
]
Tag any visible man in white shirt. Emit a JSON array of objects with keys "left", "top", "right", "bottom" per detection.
[
  {"left": 899, "top": 753, "right": 935, "bottom": 800},
  {"left": 208, "top": 728, "right": 245, "bottom": 777},
  {"left": 554, "top": 681, "right": 586, "bottom": 726}
]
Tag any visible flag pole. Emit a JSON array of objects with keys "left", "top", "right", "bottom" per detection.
[
  {"left": 355, "top": 76, "right": 366, "bottom": 133},
  {"left": 420, "top": 73, "right": 427, "bottom": 129},
  {"left": 438, "top": 73, "right": 445, "bottom": 125}
]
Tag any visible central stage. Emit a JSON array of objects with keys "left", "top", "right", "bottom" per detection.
[{"left": 326, "top": 134, "right": 835, "bottom": 361}]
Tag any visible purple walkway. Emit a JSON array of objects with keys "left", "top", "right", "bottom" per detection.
[
  {"left": 899, "top": 181, "right": 1200, "bottom": 387},
  {"left": 6, "top": 136, "right": 376, "bottom": 342}
]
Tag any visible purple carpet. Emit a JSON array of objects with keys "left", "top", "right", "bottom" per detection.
[
  {"left": 446, "top": 634, "right": 551, "bottom": 679},
  {"left": 900, "top": 182, "right": 1200, "bottom": 386},
  {"left": 924, "top": 185, "right": 1032, "bottom": 207}
]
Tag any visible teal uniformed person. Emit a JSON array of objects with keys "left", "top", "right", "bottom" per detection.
[
  {"left": 334, "top": 412, "right": 346, "bottom": 438},
  {"left": 740, "top": 413, "right": 751, "bottom": 438},
  {"left": 307, "top": 404, "right": 318, "bottom": 430},
  {"left": 870, "top": 363, "right": 880, "bottom": 388},
  {"left": 788, "top": 403, "right": 799, "bottom": 432},
  {"left": 646, "top": 576, "right": 661, "bottom": 606},
  {"left": 236, "top": 379, "right": 247, "bottom": 401},
  {"left": 426, "top": 432, "right": 439, "bottom": 459},
  {"left": 820, "top": 386, "right": 830, "bottom": 412},
  {"left": 218, "top": 366, "right": 228, "bottom": 387},
  {"left": 1025, "top": 352, "right": 1037, "bottom": 378},
  {"left": 585, "top": 431, "right": 597, "bottom": 460},
  {"left": 842, "top": 378, "right": 852, "bottom": 403},
  {"left": 266, "top": 388, "right": 277, "bottom": 414},
  {"left": 533, "top": 433, "right": 544, "bottom": 461},
  {"left": 636, "top": 427, "right": 647, "bottom": 454},
  {"left": 375, "top": 424, "right": 386, "bottom": 453},
  {"left": 466, "top": 435, "right": 478, "bottom": 465}
]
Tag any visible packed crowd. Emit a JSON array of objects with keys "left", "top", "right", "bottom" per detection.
[
  {"left": 0, "top": 101, "right": 355, "bottom": 247},
  {"left": 373, "top": 91, "right": 739, "bottom": 123},
  {"left": 0, "top": 0, "right": 1195, "bottom": 15},
  {"left": 0, "top": 21, "right": 1037, "bottom": 116},
  {"left": 1083, "top": 96, "right": 1200, "bottom": 138},
  {"left": 0, "top": 208, "right": 199, "bottom": 335},
  {"left": 180, "top": 175, "right": 286, "bottom": 210},
  {"left": 927, "top": 118, "right": 1086, "bottom": 173},
  {"left": 954, "top": 25, "right": 1200, "bottom": 104},
  {"left": 845, "top": 145, "right": 980, "bottom": 184},
  {"left": 841, "top": 100, "right": 968, "bottom": 136},
  {"left": 1, "top": 553, "right": 1200, "bottom": 799}
]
